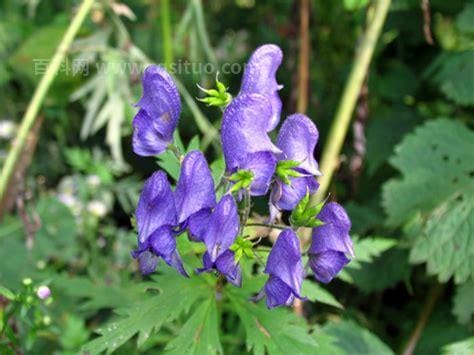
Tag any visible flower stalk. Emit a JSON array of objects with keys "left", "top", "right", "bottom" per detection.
[
  {"left": 310, "top": 0, "right": 392, "bottom": 205},
  {"left": 0, "top": 0, "right": 96, "bottom": 203}
]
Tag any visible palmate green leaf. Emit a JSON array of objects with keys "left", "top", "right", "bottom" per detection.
[
  {"left": 453, "top": 281, "right": 474, "bottom": 324},
  {"left": 383, "top": 119, "right": 474, "bottom": 283},
  {"left": 82, "top": 274, "right": 215, "bottom": 354},
  {"left": 323, "top": 320, "right": 394, "bottom": 355},
  {"left": 164, "top": 297, "right": 222, "bottom": 355},
  {"left": 442, "top": 337, "right": 474, "bottom": 355},
  {"left": 226, "top": 287, "right": 318, "bottom": 355}
]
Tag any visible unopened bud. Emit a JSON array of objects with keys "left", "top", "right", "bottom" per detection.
[{"left": 36, "top": 285, "right": 51, "bottom": 300}]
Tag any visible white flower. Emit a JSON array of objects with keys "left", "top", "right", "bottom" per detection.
[
  {"left": 0, "top": 120, "right": 16, "bottom": 139},
  {"left": 86, "top": 175, "right": 101, "bottom": 188},
  {"left": 87, "top": 200, "right": 107, "bottom": 217}
]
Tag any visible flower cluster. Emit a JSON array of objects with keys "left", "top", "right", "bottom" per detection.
[{"left": 131, "top": 44, "right": 353, "bottom": 308}]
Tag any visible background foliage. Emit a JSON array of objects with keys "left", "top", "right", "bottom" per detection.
[{"left": 0, "top": 0, "right": 473, "bottom": 353}]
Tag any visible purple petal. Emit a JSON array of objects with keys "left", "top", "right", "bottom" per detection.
[
  {"left": 215, "top": 250, "right": 242, "bottom": 287},
  {"left": 132, "top": 65, "right": 181, "bottom": 156},
  {"left": 149, "top": 225, "right": 188, "bottom": 276},
  {"left": 137, "top": 250, "right": 159, "bottom": 275},
  {"left": 240, "top": 44, "right": 283, "bottom": 131},
  {"left": 196, "top": 251, "right": 214, "bottom": 274},
  {"left": 264, "top": 229, "right": 303, "bottom": 298},
  {"left": 264, "top": 275, "right": 295, "bottom": 309},
  {"left": 239, "top": 151, "right": 277, "bottom": 196},
  {"left": 310, "top": 202, "right": 353, "bottom": 256},
  {"left": 135, "top": 171, "right": 176, "bottom": 244},
  {"left": 132, "top": 109, "right": 171, "bottom": 156},
  {"left": 309, "top": 250, "right": 349, "bottom": 283},
  {"left": 175, "top": 151, "right": 216, "bottom": 224},
  {"left": 202, "top": 195, "right": 240, "bottom": 262},
  {"left": 222, "top": 94, "right": 281, "bottom": 170},
  {"left": 276, "top": 114, "right": 320, "bottom": 176},
  {"left": 270, "top": 175, "right": 319, "bottom": 211},
  {"left": 187, "top": 208, "right": 213, "bottom": 242}
]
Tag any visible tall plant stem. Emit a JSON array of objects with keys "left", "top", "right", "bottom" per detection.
[
  {"left": 309, "top": 0, "right": 391, "bottom": 205},
  {"left": 161, "top": 0, "right": 173, "bottom": 69},
  {"left": 401, "top": 283, "right": 444, "bottom": 355},
  {"left": 297, "top": 0, "right": 310, "bottom": 113},
  {"left": 0, "top": 0, "right": 95, "bottom": 203}
]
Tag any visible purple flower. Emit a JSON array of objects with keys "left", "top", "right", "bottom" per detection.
[
  {"left": 132, "top": 65, "right": 181, "bottom": 156},
  {"left": 135, "top": 171, "right": 177, "bottom": 244},
  {"left": 276, "top": 114, "right": 320, "bottom": 176},
  {"left": 198, "top": 250, "right": 242, "bottom": 287},
  {"left": 132, "top": 171, "right": 185, "bottom": 276},
  {"left": 195, "top": 195, "right": 242, "bottom": 285},
  {"left": 222, "top": 94, "right": 281, "bottom": 195},
  {"left": 240, "top": 44, "right": 283, "bottom": 131},
  {"left": 309, "top": 202, "right": 353, "bottom": 283},
  {"left": 133, "top": 225, "right": 188, "bottom": 276},
  {"left": 237, "top": 152, "right": 278, "bottom": 196},
  {"left": 174, "top": 150, "right": 216, "bottom": 225},
  {"left": 270, "top": 114, "right": 320, "bottom": 211},
  {"left": 258, "top": 229, "right": 304, "bottom": 308},
  {"left": 270, "top": 176, "right": 319, "bottom": 211}
]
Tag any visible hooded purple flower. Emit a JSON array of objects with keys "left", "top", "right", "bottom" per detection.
[
  {"left": 222, "top": 94, "right": 281, "bottom": 195},
  {"left": 135, "top": 171, "right": 177, "bottom": 244},
  {"left": 240, "top": 44, "right": 283, "bottom": 131},
  {"left": 270, "top": 114, "right": 320, "bottom": 211},
  {"left": 132, "top": 171, "right": 187, "bottom": 276},
  {"left": 258, "top": 229, "right": 304, "bottom": 308},
  {"left": 132, "top": 65, "right": 181, "bottom": 156},
  {"left": 174, "top": 150, "right": 216, "bottom": 225},
  {"left": 196, "top": 195, "right": 242, "bottom": 286},
  {"left": 309, "top": 202, "right": 353, "bottom": 283}
]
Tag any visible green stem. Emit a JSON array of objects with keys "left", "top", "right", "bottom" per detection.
[
  {"left": 309, "top": 0, "right": 391, "bottom": 205},
  {"left": 160, "top": 0, "right": 173, "bottom": 69},
  {"left": 192, "top": 0, "right": 217, "bottom": 66},
  {"left": 0, "top": 0, "right": 95, "bottom": 202}
]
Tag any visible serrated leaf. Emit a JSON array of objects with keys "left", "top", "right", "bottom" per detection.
[
  {"left": 226, "top": 286, "right": 318, "bottom": 355},
  {"left": 82, "top": 274, "right": 214, "bottom": 354},
  {"left": 339, "top": 237, "right": 397, "bottom": 284},
  {"left": 302, "top": 281, "right": 343, "bottom": 309},
  {"left": 430, "top": 52, "right": 474, "bottom": 106},
  {"left": 343, "top": 248, "right": 411, "bottom": 293},
  {"left": 453, "top": 281, "right": 474, "bottom": 324},
  {"left": 164, "top": 297, "right": 222, "bottom": 354},
  {"left": 383, "top": 119, "right": 474, "bottom": 225},
  {"left": 323, "top": 320, "right": 394, "bottom": 355},
  {"left": 442, "top": 337, "right": 474, "bottom": 355},
  {"left": 383, "top": 119, "right": 474, "bottom": 283}
]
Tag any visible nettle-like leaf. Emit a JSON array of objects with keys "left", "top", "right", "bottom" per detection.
[
  {"left": 430, "top": 51, "right": 474, "bottom": 106},
  {"left": 453, "top": 281, "right": 474, "bottom": 324},
  {"left": 383, "top": 119, "right": 474, "bottom": 283},
  {"left": 323, "top": 320, "right": 394, "bottom": 355},
  {"left": 339, "top": 237, "right": 397, "bottom": 284},
  {"left": 226, "top": 286, "right": 318, "bottom": 355},
  {"left": 442, "top": 337, "right": 474, "bottom": 355},
  {"left": 82, "top": 273, "right": 216, "bottom": 354}
]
